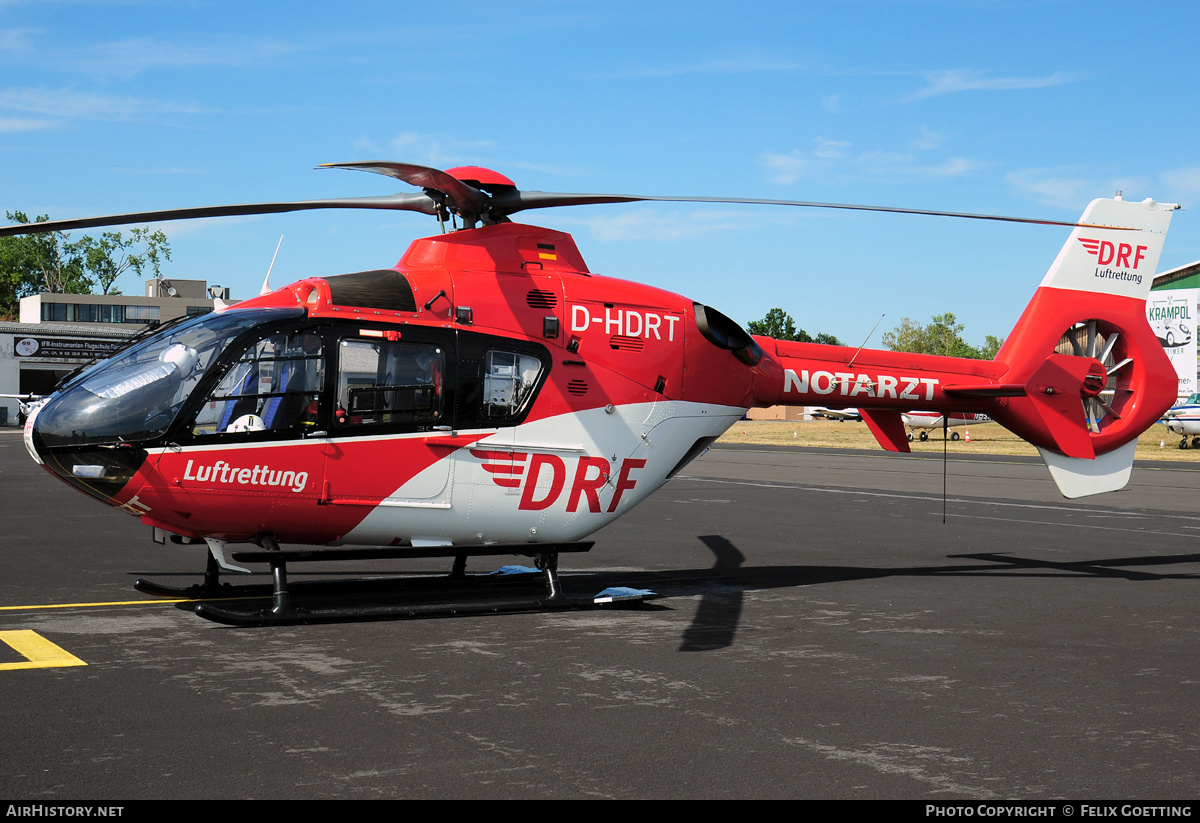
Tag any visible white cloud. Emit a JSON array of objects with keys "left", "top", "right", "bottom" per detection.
[
  {"left": 908, "top": 70, "right": 1076, "bottom": 101},
  {"left": 0, "top": 87, "right": 207, "bottom": 121},
  {"left": 574, "top": 209, "right": 755, "bottom": 242},
  {"left": 763, "top": 150, "right": 808, "bottom": 185},
  {"left": 854, "top": 150, "right": 913, "bottom": 173},
  {"left": 911, "top": 126, "right": 944, "bottom": 151},
  {"left": 0, "top": 115, "right": 55, "bottom": 132},
  {"left": 0, "top": 28, "right": 35, "bottom": 53},
  {"left": 592, "top": 57, "right": 798, "bottom": 80},
  {"left": 12, "top": 34, "right": 308, "bottom": 80},
  {"left": 854, "top": 152, "right": 981, "bottom": 178},
  {"left": 345, "top": 135, "right": 586, "bottom": 184},
  {"left": 925, "top": 156, "right": 979, "bottom": 177},
  {"left": 378, "top": 131, "right": 495, "bottom": 169},
  {"left": 93, "top": 37, "right": 301, "bottom": 68},
  {"left": 813, "top": 139, "right": 850, "bottom": 160},
  {"left": 157, "top": 215, "right": 272, "bottom": 240},
  {"left": 1007, "top": 169, "right": 1092, "bottom": 209},
  {"left": 764, "top": 137, "right": 979, "bottom": 185},
  {"left": 1008, "top": 168, "right": 1168, "bottom": 209}
]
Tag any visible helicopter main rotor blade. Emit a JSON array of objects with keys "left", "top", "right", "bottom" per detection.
[
  {"left": 321, "top": 163, "right": 1114, "bottom": 229},
  {"left": 320, "top": 162, "right": 486, "bottom": 215},
  {"left": 2, "top": 159, "right": 1142, "bottom": 238},
  {"left": 0, "top": 193, "right": 441, "bottom": 237},
  {"left": 489, "top": 190, "right": 1130, "bottom": 230}
]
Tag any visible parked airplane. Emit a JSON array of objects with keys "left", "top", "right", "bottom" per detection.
[
  {"left": 1161, "top": 393, "right": 1200, "bottom": 449},
  {"left": 903, "top": 411, "right": 993, "bottom": 441},
  {"left": 810, "top": 407, "right": 861, "bottom": 421}
]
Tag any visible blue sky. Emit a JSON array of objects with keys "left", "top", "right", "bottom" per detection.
[{"left": 2, "top": 0, "right": 1198, "bottom": 348}]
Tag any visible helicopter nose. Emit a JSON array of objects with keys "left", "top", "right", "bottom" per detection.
[{"left": 25, "top": 392, "right": 151, "bottom": 507}]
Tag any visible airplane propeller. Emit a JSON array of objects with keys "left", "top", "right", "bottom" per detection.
[{"left": 0, "top": 161, "right": 1130, "bottom": 238}]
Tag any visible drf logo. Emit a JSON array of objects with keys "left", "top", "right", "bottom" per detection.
[
  {"left": 472, "top": 449, "right": 646, "bottom": 512},
  {"left": 1079, "top": 238, "right": 1148, "bottom": 269}
]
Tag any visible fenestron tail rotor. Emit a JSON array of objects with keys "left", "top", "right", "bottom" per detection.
[
  {"left": 1057, "top": 320, "right": 1136, "bottom": 435},
  {"left": 0, "top": 160, "right": 1139, "bottom": 238}
]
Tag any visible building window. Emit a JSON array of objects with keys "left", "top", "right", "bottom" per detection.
[
  {"left": 41, "top": 303, "right": 158, "bottom": 324},
  {"left": 125, "top": 306, "right": 160, "bottom": 323},
  {"left": 100, "top": 305, "right": 125, "bottom": 323}
]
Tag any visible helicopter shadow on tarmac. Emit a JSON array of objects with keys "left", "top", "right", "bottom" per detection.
[
  {"left": 129, "top": 534, "right": 1200, "bottom": 642},
  {"left": 676, "top": 538, "right": 1200, "bottom": 652}
]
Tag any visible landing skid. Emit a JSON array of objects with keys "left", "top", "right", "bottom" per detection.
[
  {"left": 134, "top": 552, "right": 232, "bottom": 598},
  {"left": 137, "top": 540, "right": 654, "bottom": 626}
]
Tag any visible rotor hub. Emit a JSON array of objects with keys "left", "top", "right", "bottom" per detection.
[{"left": 1081, "top": 360, "right": 1108, "bottom": 398}]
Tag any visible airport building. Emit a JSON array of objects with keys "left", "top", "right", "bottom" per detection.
[
  {"left": 1153, "top": 259, "right": 1200, "bottom": 291},
  {"left": 0, "top": 279, "right": 231, "bottom": 425}
]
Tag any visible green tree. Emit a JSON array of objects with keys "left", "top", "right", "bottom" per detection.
[
  {"left": 0, "top": 212, "right": 88, "bottom": 318},
  {"left": 73, "top": 227, "right": 172, "bottom": 295},
  {"left": 747, "top": 308, "right": 843, "bottom": 345},
  {"left": 747, "top": 308, "right": 799, "bottom": 340},
  {"left": 979, "top": 334, "right": 1003, "bottom": 360},
  {"left": 881, "top": 312, "right": 1003, "bottom": 360},
  {"left": 0, "top": 212, "right": 172, "bottom": 317}
]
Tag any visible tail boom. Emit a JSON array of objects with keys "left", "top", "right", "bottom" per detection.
[
  {"left": 753, "top": 340, "right": 1127, "bottom": 458},
  {"left": 746, "top": 195, "right": 1179, "bottom": 497}
]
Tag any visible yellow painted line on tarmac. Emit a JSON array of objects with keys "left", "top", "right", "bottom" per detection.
[
  {"left": 0, "top": 598, "right": 192, "bottom": 611},
  {"left": 0, "top": 594, "right": 265, "bottom": 612},
  {"left": 0, "top": 597, "right": 267, "bottom": 670},
  {"left": 0, "top": 630, "right": 86, "bottom": 670}
]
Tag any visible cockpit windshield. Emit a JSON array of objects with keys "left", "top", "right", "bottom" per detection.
[{"left": 32, "top": 307, "right": 304, "bottom": 449}]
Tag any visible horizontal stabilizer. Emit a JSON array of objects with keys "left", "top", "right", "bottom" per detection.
[
  {"left": 1038, "top": 440, "right": 1137, "bottom": 498},
  {"left": 860, "top": 409, "right": 911, "bottom": 453},
  {"left": 942, "top": 383, "right": 1026, "bottom": 398}
]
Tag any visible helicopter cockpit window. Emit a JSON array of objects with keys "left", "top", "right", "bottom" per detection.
[
  {"left": 484, "top": 350, "right": 542, "bottom": 418},
  {"left": 335, "top": 338, "right": 443, "bottom": 427},
  {"left": 29, "top": 307, "right": 301, "bottom": 449},
  {"left": 191, "top": 331, "right": 324, "bottom": 436}
]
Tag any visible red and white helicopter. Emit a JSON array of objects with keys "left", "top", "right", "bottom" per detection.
[{"left": 3, "top": 162, "right": 1180, "bottom": 624}]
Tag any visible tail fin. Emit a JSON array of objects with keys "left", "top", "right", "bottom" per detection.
[{"left": 989, "top": 196, "right": 1179, "bottom": 497}]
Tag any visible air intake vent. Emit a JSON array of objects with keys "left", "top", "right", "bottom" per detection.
[
  {"left": 609, "top": 335, "right": 645, "bottom": 352},
  {"left": 567, "top": 380, "right": 589, "bottom": 396},
  {"left": 323, "top": 270, "right": 417, "bottom": 312},
  {"left": 526, "top": 289, "right": 558, "bottom": 309}
]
